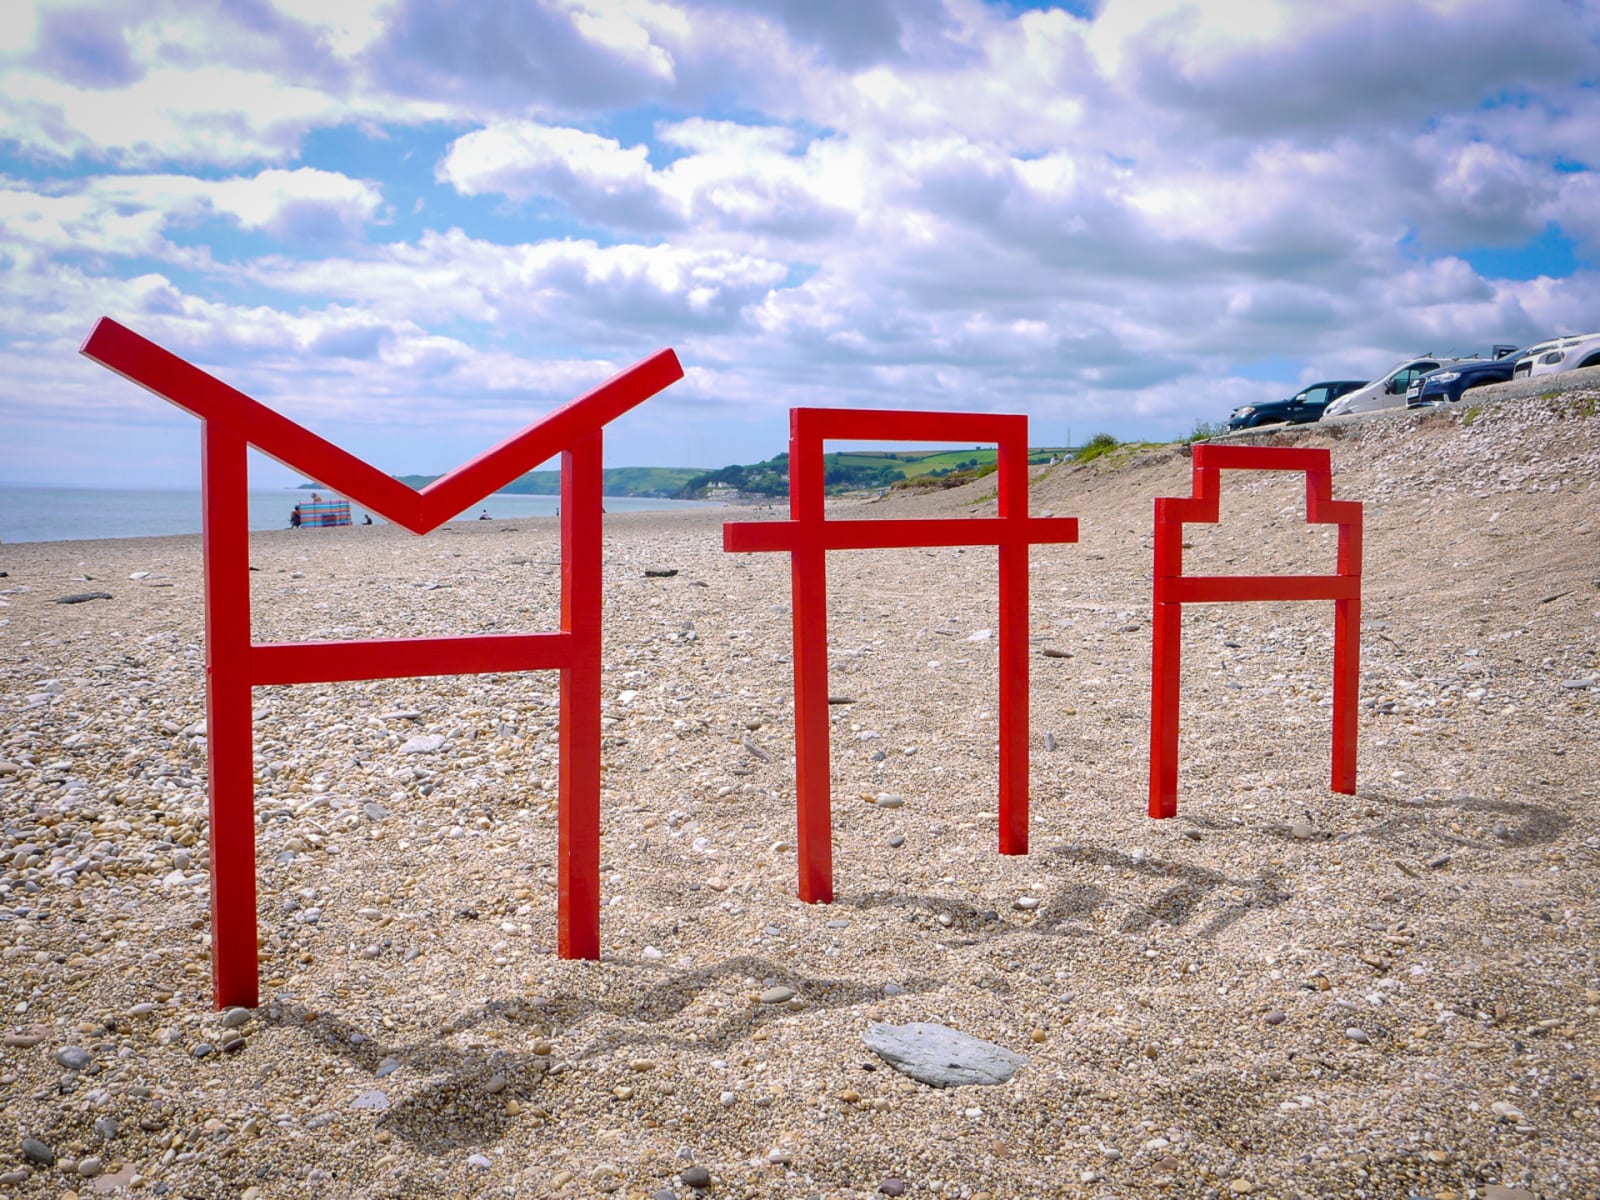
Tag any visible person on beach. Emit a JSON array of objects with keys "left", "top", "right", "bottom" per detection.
[
  {"left": 289, "top": 506, "right": 301, "bottom": 529},
  {"left": 362, "top": 514, "right": 373, "bottom": 525},
  {"left": 478, "top": 508, "right": 491, "bottom": 520}
]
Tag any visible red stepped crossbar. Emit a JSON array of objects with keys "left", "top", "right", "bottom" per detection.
[
  {"left": 724, "top": 408, "right": 1078, "bottom": 903},
  {"left": 1150, "top": 444, "right": 1362, "bottom": 819},
  {"left": 81, "top": 318, "right": 683, "bottom": 1009}
]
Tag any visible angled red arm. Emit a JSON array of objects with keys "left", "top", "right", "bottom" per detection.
[{"left": 79, "top": 317, "right": 683, "bottom": 533}]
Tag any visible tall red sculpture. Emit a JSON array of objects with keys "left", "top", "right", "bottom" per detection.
[
  {"left": 81, "top": 318, "right": 683, "bottom": 1008},
  {"left": 724, "top": 409, "right": 1078, "bottom": 903},
  {"left": 1150, "top": 444, "right": 1361, "bottom": 819}
]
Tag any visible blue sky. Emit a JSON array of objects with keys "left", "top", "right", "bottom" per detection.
[{"left": 2, "top": 0, "right": 1598, "bottom": 487}]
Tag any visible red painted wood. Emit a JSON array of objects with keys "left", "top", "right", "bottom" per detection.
[
  {"left": 1150, "top": 444, "right": 1363, "bottom": 818},
  {"left": 252, "top": 633, "right": 573, "bottom": 685},
  {"left": 724, "top": 516, "right": 1079, "bottom": 553},
  {"left": 558, "top": 434, "right": 603, "bottom": 958},
  {"left": 81, "top": 318, "right": 683, "bottom": 1005},
  {"left": 1165, "top": 575, "right": 1361, "bottom": 604},
  {"left": 725, "top": 408, "right": 1077, "bottom": 901},
  {"left": 200, "top": 423, "right": 259, "bottom": 1009},
  {"left": 80, "top": 317, "right": 682, "bottom": 534}
]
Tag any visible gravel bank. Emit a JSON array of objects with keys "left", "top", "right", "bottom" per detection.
[{"left": 1, "top": 391, "right": 1597, "bottom": 1199}]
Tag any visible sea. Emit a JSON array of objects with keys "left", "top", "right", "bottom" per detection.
[{"left": 0, "top": 485, "right": 709, "bottom": 545}]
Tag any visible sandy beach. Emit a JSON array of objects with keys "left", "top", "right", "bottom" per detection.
[{"left": 2, "top": 392, "right": 1598, "bottom": 1199}]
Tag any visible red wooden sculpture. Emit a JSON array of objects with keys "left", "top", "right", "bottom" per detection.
[
  {"left": 81, "top": 318, "right": 683, "bottom": 1008},
  {"left": 1150, "top": 444, "right": 1361, "bottom": 819},
  {"left": 724, "top": 408, "right": 1078, "bottom": 903}
]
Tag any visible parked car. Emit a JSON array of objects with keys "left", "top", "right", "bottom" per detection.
[
  {"left": 1320, "top": 356, "right": 1458, "bottom": 419},
  {"left": 1405, "top": 346, "right": 1528, "bottom": 407},
  {"left": 1512, "top": 331, "right": 1600, "bottom": 378},
  {"left": 1227, "top": 380, "right": 1367, "bottom": 430}
]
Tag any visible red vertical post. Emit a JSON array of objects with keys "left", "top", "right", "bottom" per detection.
[
  {"left": 1150, "top": 492, "right": 1184, "bottom": 819},
  {"left": 1331, "top": 595, "right": 1359, "bottom": 793},
  {"left": 995, "top": 432, "right": 1029, "bottom": 853},
  {"left": 1149, "top": 601, "right": 1182, "bottom": 820},
  {"left": 558, "top": 432, "right": 603, "bottom": 958},
  {"left": 200, "top": 422, "right": 259, "bottom": 1009},
  {"left": 790, "top": 412, "right": 833, "bottom": 902}
]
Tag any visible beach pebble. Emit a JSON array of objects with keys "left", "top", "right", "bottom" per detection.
[
  {"left": 1014, "top": 897, "right": 1040, "bottom": 911},
  {"left": 467, "top": 1154, "right": 492, "bottom": 1170},
  {"left": 863, "top": 1022, "right": 1029, "bottom": 1087},
  {"left": 1290, "top": 822, "right": 1315, "bottom": 839},
  {"left": 888, "top": 835, "right": 906, "bottom": 848},
  {"left": 76, "top": 1155, "right": 103, "bottom": 1178},
  {"left": 363, "top": 802, "right": 389, "bottom": 821},
  {"left": 400, "top": 735, "right": 447, "bottom": 754},
  {"left": 1264, "top": 1011, "right": 1286, "bottom": 1026},
  {"left": 879, "top": 1179, "right": 908, "bottom": 1196},
  {"left": 220, "top": 1007, "right": 251, "bottom": 1029},
  {"left": 1345, "top": 1027, "right": 1370, "bottom": 1044},
  {"left": 92, "top": 1118, "right": 118, "bottom": 1141},
  {"left": 681, "top": 1165, "right": 711, "bottom": 1188},
  {"left": 55, "top": 1045, "right": 91, "bottom": 1071},
  {"left": 760, "top": 986, "right": 796, "bottom": 1004},
  {"left": 21, "top": 1138, "right": 54, "bottom": 1166},
  {"left": 55, "top": 592, "right": 114, "bottom": 604},
  {"left": 353, "top": 1090, "right": 390, "bottom": 1110}
]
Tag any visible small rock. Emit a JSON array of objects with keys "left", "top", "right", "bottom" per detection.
[
  {"left": 376, "top": 1057, "right": 401, "bottom": 1078},
  {"left": 220, "top": 1007, "right": 251, "bottom": 1029},
  {"left": 1345, "top": 1027, "right": 1370, "bottom": 1044},
  {"left": 467, "top": 1153, "right": 492, "bottom": 1170},
  {"left": 654, "top": 1190, "right": 678, "bottom": 1200},
  {"left": 484, "top": 1075, "right": 507, "bottom": 1095},
  {"left": 879, "top": 1180, "right": 908, "bottom": 1197},
  {"left": 55, "top": 1046, "right": 91, "bottom": 1071},
  {"left": 363, "top": 803, "right": 389, "bottom": 821},
  {"left": 874, "top": 793, "right": 903, "bottom": 809},
  {"left": 1427, "top": 854, "right": 1452, "bottom": 869},
  {"left": 399, "top": 735, "right": 447, "bottom": 754},
  {"left": 1014, "top": 897, "right": 1039, "bottom": 911},
  {"left": 1264, "top": 1011, "right": 1287, "bottom": 1026},
  {"left": 1483, "top": 1186, "right": 1539, "bottom": 1200},
  {"left": 644, "top": 569, "right": 679, "bottom": 578},
  {"left": 681, "top": 1165, "right": 711, "bottom": 1188},
  {"left": 55, "top": 592, "right": 114, "bottom": 604},
  {"left": 21, "top": 1138, "right": 54, "bottom": 1166},
  {"left": 888, "top": 835, "right": 906, "bottom": 848},
  {"left": 759, "top": 987, "right": 796, "bottom": 1004},
  {"left": 827, "top": 695, "right": 856, "bottom": 705},
  {"left": 92, "top": 1118, "right": 118, "bottom": 1141},
  {"left": 1290, "top": 822, "right": 1315, "bottom": 840},
  {"left": 193, "top": 1042, "right": 214, "bottom": 1058},
  {"left": 863, "top": 1022, "right": 1029, "bottom": 1087},
  {"left": 77, "top": 1156, "right": 103, "bottom": 1178}
]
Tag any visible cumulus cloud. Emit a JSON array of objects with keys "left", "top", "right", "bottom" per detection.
[{"left": 4, "top": 0, "right": 1600, "bottom": 487}]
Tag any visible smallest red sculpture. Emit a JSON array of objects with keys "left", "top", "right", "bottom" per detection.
[{"left": 1150, "top": 444, "right": 1361, "bottom": 818}]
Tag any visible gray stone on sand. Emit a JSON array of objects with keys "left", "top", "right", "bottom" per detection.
[
  {"left": 862, "top": 1021, "right": 1029, "bottom": 1087},
  {"left": 400, "top": 735, "right": 447, "bottom": 754}
]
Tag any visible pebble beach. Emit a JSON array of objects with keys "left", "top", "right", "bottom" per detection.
[{"left": 2, "top": 391, "right": 1598, "bottom": 1199}]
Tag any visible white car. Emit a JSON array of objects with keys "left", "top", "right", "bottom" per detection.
[
  {"left": 1512, "top": 331, "right": 1600, "bottom": 378},
  {"left": 1321, "top": 356, "right": 1459, "bottom": 419}
]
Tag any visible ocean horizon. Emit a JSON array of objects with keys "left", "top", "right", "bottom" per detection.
[{"left": 0, "top": 484, "right": 708, "bottom": 545}]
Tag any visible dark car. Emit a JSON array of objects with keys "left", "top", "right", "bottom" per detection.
[
  {"left": 1405, "top": 346, "right": 1525, "bottom": 408},
  {"left": 1227, "top": 380, "right": 1367, "bottom": 430}
]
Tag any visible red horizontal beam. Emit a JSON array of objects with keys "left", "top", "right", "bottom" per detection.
[
  {"left": 1162, "top": 575, "right": 1360, "bottom": 604},
  {"left": 794, "top": 407, "right": 1027, "bottom": 444},
  {"left": 724, "top": 516, "right": 1079, "bottom": 554},
  {"left": 250, "top": 633, "right": 574, "bottom": 686}
]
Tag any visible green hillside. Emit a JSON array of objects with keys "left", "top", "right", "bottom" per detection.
[
  {"left": 675, "top": 446, "right": 1073, "bottom": 498},
  {"left": 384, "top": 466, "right": 701, "bottom": 498}
]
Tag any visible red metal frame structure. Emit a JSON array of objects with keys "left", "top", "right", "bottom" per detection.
[
  {"left": 724, "top": 408, "right": 1078, "bottom": 903},
  {"left": 1150, "top": 444, "right": 1361, "bottom": 819},
  {"left": 81, "top": 317, "right": 683, "bottom": 1009}
]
